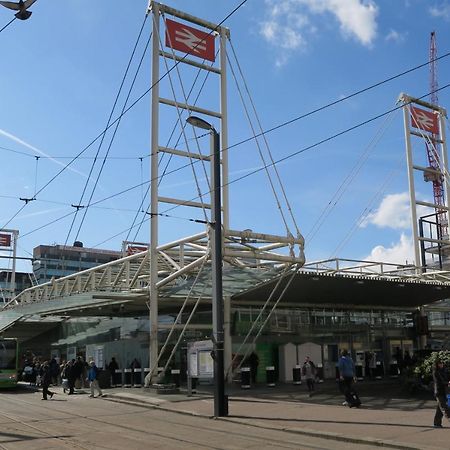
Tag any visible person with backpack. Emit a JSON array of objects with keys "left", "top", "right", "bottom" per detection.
[{"left": 338, "top": 349, "right": 360, "bottom": 408}]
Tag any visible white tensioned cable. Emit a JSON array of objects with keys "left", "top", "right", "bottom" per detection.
[
  {"left": 226, "top": 263, "right": 295, "bottom": 376},
  {"left": 231, "top": 263, "right": 302, "bottom": 376},
  {"left": 307, "top": 109, "right": 398, "bottom": 243},
  {"left": 151, "top": 249, "right": 210, "bottom": 375},
  {"left": 329, "top": 164, "right": 400, "bottom": 258},
  {"left": 155, "top": 13, "right": 210, "bottom": 223},
  {"left": 227, "top": 54, "right": 291, "bottom": 236},
  {"left": 229, "top": 39, "right": 301, "bottom": 239}
]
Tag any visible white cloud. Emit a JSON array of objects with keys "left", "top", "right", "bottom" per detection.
[
  {"left": 361, "top": 192, "right": 432, "bottom": 230},
  {"left": 364, "top": 233, "right": 414, "bottom": 265},
  {"left": 259, "top": 0, "right": 378, "bottom": 64},
  {"left": 362, "top": 192, "right": 411, "bottom": 229},
  {"left": 429, "top": 3, "right": 450, "bottom": 20},
  {"left": 385, "top": 29, "right": 406, "bottom": 43}
]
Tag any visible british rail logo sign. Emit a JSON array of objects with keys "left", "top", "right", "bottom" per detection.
[
  {"left": 0, "top": 233, "right": 11, "bottom": 248},
  {"left": 410, "top": 106, "right": 439, "bottom": 134},
  {"left": 165, "top": 19, "right": 215, "bottom": 62}
]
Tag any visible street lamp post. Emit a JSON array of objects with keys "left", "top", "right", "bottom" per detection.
[{"left": 186, "top": 116, "right": 228, "bottom": 417}]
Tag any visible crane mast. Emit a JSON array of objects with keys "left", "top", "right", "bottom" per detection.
[{"left": 426, "top": 31, "right": 447, "bottom": 239}]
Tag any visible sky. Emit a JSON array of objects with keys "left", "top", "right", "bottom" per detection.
[{"left": 1, "top": 0, "right": 450, "bottom": 274}]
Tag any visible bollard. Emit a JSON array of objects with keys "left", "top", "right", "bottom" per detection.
[
  {"left": 240, "top": 367, "right": 251, "bottom": 389},
  {"left": 124, "top": 368, "right": 132, "bottom": 387},
  {"left": 266, "top": 366, "right": 276, "bottom": 387},
  {"left": 355, "top": 363, "right": 364, "bottom": 381},
  {"left": 375, "top": 361, "right": 383, "bottom": 379},
  {"left": 389, "top": 360, "right": 399, "bottom": 378},
  {"left": 292, "top": 365, "right": 302, "bottom": 385},
  {"left": 171, "top": 369, "right": 180, "bottom": 387},
  {"left": 316, "top": 363, "right": 324, "bottom": 383},
  {"left": 133, "top": 368, "right": 142, "bottom": 387},
  {"left": 115, "top": 369, "right": 123, "bottom": 387}
]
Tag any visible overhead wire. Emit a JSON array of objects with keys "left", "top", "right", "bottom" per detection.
[
  {"left": 2, "top": 33, "right": 447, "bottom": 237},
  {"left": 15, "top": 84, "right": 450, "bottom": 248},
  {"left": 65, "top": 15, "right": 150, "bottom": 246},
  {"left": 0, "top": 16, "right": 16, "bottom": 34},
  {"left": 73, "top": 32, "right": 152, "bottom": 243},
  {"left": 305, "top": 109, "right": 399, "bottom": 244},
  {"left": 228, "top": 38, "right": 302, "bottom": 239},
  {"left": 0, "top": 0, "right": 249, "bottom": 234}
]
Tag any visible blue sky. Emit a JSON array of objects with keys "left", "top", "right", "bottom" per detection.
[{"left": 1, "top": 0, "right": 450, "bottom": 273}]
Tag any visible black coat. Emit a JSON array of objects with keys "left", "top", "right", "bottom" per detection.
[{"left": 433, "top": 366, "right": 449, "bottom": 396}]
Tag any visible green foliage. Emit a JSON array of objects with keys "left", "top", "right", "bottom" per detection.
[{"left": 414, "top": 351, "right": 450, "bottom": 378}]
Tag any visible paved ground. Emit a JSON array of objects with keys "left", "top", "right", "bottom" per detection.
[{"left": 0, "top": 380, "right": 448, "bottom": 449}]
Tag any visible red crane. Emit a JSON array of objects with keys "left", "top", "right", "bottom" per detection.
[{"left": 425, "top": 31, "right": 447, "bottom": 238}]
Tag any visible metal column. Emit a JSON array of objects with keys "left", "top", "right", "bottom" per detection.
[
  {"left": 402, "top": 99, "right": 422, "bottom": 272},
  {"left": 149, "top": 2, "right": 160, "bottom": 384}
]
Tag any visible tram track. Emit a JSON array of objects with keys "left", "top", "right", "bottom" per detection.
[{"left": 0, "top": 391, "right": 363, "bottom": 450}]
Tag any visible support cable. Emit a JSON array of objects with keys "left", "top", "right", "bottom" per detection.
[
  {"left": 64, "top": 16, "right": 149, "bottom": 245},
  {"left": 12, "top": 85, "right": 450, "bottom": 244},
  {"left": 73, "top": 33, "right": 151, "bottom": 243},
  {"left": 147, "top": 252, "right": 210, "bottom": 382},
  {"left": 306, "top": 109, "right": 398, "bottom": 244},
  {"left": 227, "top": 46, "right": 291, "bottom": 236},
  {"left": 228, "top": 263, "right": 301, "bottom": 377},
  {"left": 229, "top": 39, "right": 301, "bottom": 238},
  {"left": 3, "top": 49, "right": 447, "bottom": 235}
]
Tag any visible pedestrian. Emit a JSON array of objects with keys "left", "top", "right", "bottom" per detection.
[
  {"left": 108, "top": 357, "right": 119, "bottom": 386},
  {"left": 432, "top": 358, "right": 450, "bottom": 428},
  {"left": 338, "top": 349, "right": 360, "bottom": 407},
  {"left": 368, "top": 352, "right": 377, "bottom": 379},
  {"left": 40, "top": 361, "right": 55, "bottom": 400},
  {"left": 66, "top": 359, "right": 76, "bottom": 395},
  {"left": 87, "top": 360, "right": 103, "bottom": 398},
  {"left": 72, "top": 356, "right": 83, "bottom": 389},
  {"left": 301, "top": 356, "right": 316, "bottom": 396}
]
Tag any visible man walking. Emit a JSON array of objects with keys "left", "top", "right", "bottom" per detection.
[
  {"left": 338, "top": 349, "right": 360, "bottom": 407},
  {"left": 432, "top": 358, "right": 450, "bottom": 428},
  {"left": 87, "top": 360, "right": 103, "bottom": 398}
]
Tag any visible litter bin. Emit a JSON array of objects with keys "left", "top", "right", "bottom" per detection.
[
  {"left": 124, "top": 368, "right": 132, "bottom": 387},
  {"left": 355, "top": 363, "right": 364, "bottom": 381},
  {"left": 171, "top": 369, "right": 180, "bottom": 387},
  {"left": 114, "top": 369, "right": 123, "bottom": 387},
  {"left": 389, "top": 361, "right": 399, "bottom": 378},
  {"left": 133, "top": 368, "right": 142, "bottom": 387},
  {"left": 241, "top": 367, "right": 251, "bottom": 389},
  {"left": 292, "top": 365, "right": 302, "bottom": 385},
  {"left": 266, "top": 366, "right": 276, "bottom": 387},
  {"left": 98, "top": 369, "right": 111, "bottom": 389},
  {"left": 375, "top": 361, "right": 383, "bottom": 379},
  {"left": 316, "top": 363, "right": 324, "bottom": 383}
]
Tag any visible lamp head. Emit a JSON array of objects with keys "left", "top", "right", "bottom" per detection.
[{"left": 186, "top": 115, "right": 213, "bottom": 131}]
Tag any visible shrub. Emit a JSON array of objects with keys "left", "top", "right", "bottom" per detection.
[{"left": 414, "top": 351, "right": 450, "bottom": 378}]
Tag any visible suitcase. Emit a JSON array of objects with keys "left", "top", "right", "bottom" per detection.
[{"left": 348, "top": 390, "right": 361, "bottom": 408}]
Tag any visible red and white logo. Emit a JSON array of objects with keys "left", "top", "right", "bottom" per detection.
[
  {"left": 165, "top": 18, "right": 215, "bottom": 62},
  {"left": 0, "top": 233, "right": 11, "bottom": 248},
  {"left": 126, "top": 245, "right": 148, "bottom": 256},
  {"left": 410, "top": 106, "right": 439, "bottom": 134}
]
